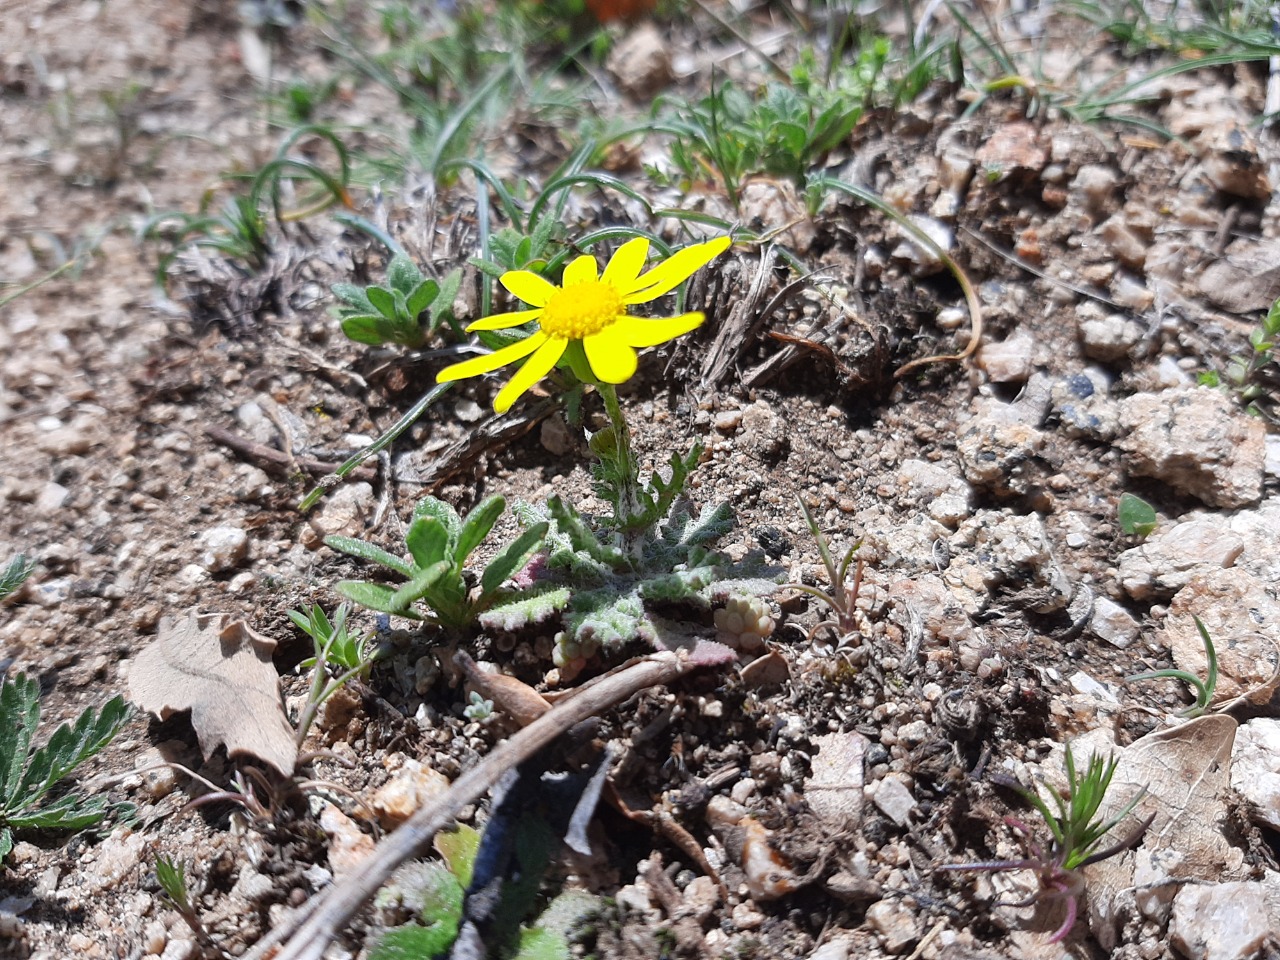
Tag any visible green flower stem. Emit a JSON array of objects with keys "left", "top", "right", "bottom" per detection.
[{"left": 598, "top": 383, "right": 642, "bottom": 527}]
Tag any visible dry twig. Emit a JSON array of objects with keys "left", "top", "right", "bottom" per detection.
[{"left": 246, "top": 650, "right": 711, "bottom": 960}]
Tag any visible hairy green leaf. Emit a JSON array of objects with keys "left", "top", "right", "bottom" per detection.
[
  {"left": 477, "top": 585, "right": 571, "bottom": 632},
  {"left": 324, "top": 536, "right": 416, "bottom": 578},
  {"left": 387, "top": 255, "right": 424, "bottom": 296},
  {"left": 480, "top": 522, "right": 548, "bottom": 598},
  {"left": 365, "top": 284, "right": 397, "bottom": 319},
  {"left": 455, "top": 495, "right": 505, "bottom": 568},
  {"left": 406, "top": 278, "right": 440, "bottom": 319},
  {"left": 391, "top": 560, "right": 452, "bottom": 610},
  {"left": 405, "top": 516, "right": 451, "bottom": 570},
  {"left": 336, "top": 580, "right": 421, "bottom": 618}
]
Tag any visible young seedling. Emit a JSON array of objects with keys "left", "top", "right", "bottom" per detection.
[
  {"left": 332, "top": 256, "right": 463, "bottom": 348},
  {"left": 1116, "top": 492, "right": 1158, "bottom": 539},
  {"left": 327, "top": 494, "right": 548, "bottom": 633},
  {"left": 0, "top": 672, "right": 131, "bottom": 860},
  {"left": 784, "top": 496, "right": 865, "bottom": 644},
  {"left": 1127, "top": 615, "right": 1218, "bottom": 718},
  {"left": 155, "top": 855, "right": 221, "bottom": 953},
  {"left": 940, "top": 743, "right": 1152, "bottom": 943},
  {"left": 288, "top": 603, "right": 380, "bottom": 746}
]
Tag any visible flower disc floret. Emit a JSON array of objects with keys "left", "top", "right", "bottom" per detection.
[
  {"left": 540, "top": 281, "right": 624, "bottom": 339},
  {"left": 436, "top": 235, "right": 731, "bottom": 413}
]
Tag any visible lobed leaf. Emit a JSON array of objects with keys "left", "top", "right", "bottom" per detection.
[
  {"left": 14, "top": 695, "right": 129, "bottom": 812},
  {"left": 0, "top": 673, "right": 41, "bottom": 809},
  {"left": 6, "top": 792, "right": 109, "bottom": 831}
]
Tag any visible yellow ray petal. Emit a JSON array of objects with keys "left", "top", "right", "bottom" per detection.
[
  {"left": 501, "top": 270, "right": 558, "bottom": 307},
  {"left": 467, "top": 308, "right": 544, "bottom": 332},
  {"left": 494, "top": 338, "right": 567, "bottom": 413},
  {"left": 583, "top": 329, "right": 638, "bottom": 384},
  {"left": 436, "top": 332, "right": 548, "bottom": 383},
  {"left": 612, "top": 312, "right": 705, "bottom": 348},
  {"left": 562, "top": 253, "right": 598, "bottom": 287},
  {"left": 623, "top": 236, "right": 732, "bottom": 304},
  {"left": 601, "top": 237, "right": 650, "bottom": 289}
]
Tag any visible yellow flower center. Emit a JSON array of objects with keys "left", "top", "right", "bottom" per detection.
[{"left": 539, "top": 280, "right": 624, "bottom": 339}]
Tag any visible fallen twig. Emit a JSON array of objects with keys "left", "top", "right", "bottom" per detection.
[
  {"left": 204, "top": 424, "right": 377, "bottom": 480},
  {"left": 246, "top": 650, "right": 709, "bottom": 960}
]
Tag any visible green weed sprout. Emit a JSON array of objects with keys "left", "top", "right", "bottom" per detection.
[
  {"left": 332, "top": 256, "right": 463, "bottom": 348},
  {"left": 1127, "top": 615, "right": 1218, "bottom": 718},
  {"left": 326, "top": 495, "right": 548, "bottom": 633},
  {"left": 784, "top": 496, "right": 865, "bottom": 644},
  {"left": 941, "top": 743, "right": 1151, "bottom": 943},
  {"left": 0, "top": 673, "right": 131, "bottom": 860}
]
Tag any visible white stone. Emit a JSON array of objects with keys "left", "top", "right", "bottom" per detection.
[
  {"left": 1117, "top": 518, "right": 1245, "bottom": 601},
  {"left": 1230, "top": 719, "right": 1280, "bottom": 831},
  {"left": 1090, "top": 597, "right": 1140, "bottom": 648},
  {"left": 1170, "top": 882, "right": 1270, "bottom": 960},
  {"left": 197, "top": 525, "right": 248, "bottom": 572},
  {"left": 871, "top": 776, "right": 917, "bottom": 827},
  {"left": 865, "top": 899, "right": 921, "bottom": 954}
]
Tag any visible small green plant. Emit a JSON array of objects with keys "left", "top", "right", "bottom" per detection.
[
  {"left": 1117, "top": 492, "right": 1158, "bottom": 538},
  {"left": 289, "top": 603, "right": 381, "bottom": 744},
  {"left": 332, "top": 256, "right": 463, "bottom": 347},
  {"left": 940, "top": 743, "right": 1151, "bottom": 943},
  {"left": 1199, "top": 297, "right": 1280, "bottom": 418},
  {"left": 0, "top": 673, "right": 131, "bottom": 860},
  {"left": 326, "top": 494, "right": 548, "bottom": 633},
  {"left": 1127, "top": 615, "right": 1219, "bottom": 717},
  {"left": 784, "top": 497, "right": 865, "bottom": 644}
]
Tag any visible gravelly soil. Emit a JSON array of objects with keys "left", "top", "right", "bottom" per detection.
[{"left": 2, "top": 2, "right": 1279, "bottom": 959}]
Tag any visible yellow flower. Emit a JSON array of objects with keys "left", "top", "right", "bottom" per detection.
[{"left": 437, "top": 235, "right": 732, "bottom": 413}]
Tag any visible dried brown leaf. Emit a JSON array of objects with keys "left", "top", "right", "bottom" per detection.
[{"left": 128, "top": 612, "right": 297, "bottom": 775}]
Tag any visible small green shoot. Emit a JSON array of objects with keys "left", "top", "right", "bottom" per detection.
[
  {"left": 332, "top": 256, "right": 463, "bottom": 348},
  {"left": 784, "top": 496, "right": 865, "bottom": 644},
  {"left": 1126, "top": 615, "right": 1219, "bottom": 718},
  {"left": 0, "top": 673, "right": 131, "bottom": 861},
  {"left": 155, "top": 854, "right": 220, "bottom": 947},
  {"left": 327, "top": 494, "right": 548, "bottom": 632},
  {"left": 1117, "top": 492, "right": 1158, "bottom": 538},
  {"left": 940, "top": 743, "right": 1151, "bottom": 943}
]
